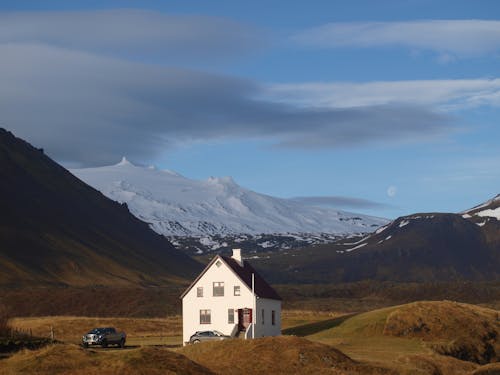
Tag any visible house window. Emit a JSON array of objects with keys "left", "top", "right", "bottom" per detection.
[
  {"left": 216, "top": 260, "right": 222, "bottom": 267},
  {"left": 261, "top": 309, "right": 265, "bottom": 325},
  {"left": 272, "top": 310, "right": 276, "bottom": 325},
  {"left": 197, "top": 287, "right": 203, "bottom": 297},
  {"left": 200, "top": 309, "right": 211, "bottom": 324},
  {"left": 213, "top": 282, "right": 224, "bottom": 296},
  {"left": 234, "top": 285, "right": 240, "bottom": 296},
  {"left": 228, "top": 309, "right": 234, "bottom": 324}
]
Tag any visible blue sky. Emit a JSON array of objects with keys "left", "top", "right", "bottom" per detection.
[{"left": 1, "top": 1, "right": 500, "bottom": 218}]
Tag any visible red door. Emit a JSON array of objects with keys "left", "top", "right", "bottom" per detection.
[{"left": 238, "top": 308, "right": 252, "bottom": 330}]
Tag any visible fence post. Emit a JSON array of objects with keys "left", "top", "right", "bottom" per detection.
[{"left": 50, "top": 326, "right": 54, "bottom": 340}]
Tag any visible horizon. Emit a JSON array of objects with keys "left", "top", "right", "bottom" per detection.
[{"left": 1, "top": 1, "right": 500, "bottom": 219}]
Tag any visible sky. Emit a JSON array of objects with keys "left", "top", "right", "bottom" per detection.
[{"left": 1, "top": 0, "right": 500, "bottom": 219}]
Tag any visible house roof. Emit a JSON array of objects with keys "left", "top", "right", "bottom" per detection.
[{"left": 180, "top": 255, "right": 281, "bottom": 301}]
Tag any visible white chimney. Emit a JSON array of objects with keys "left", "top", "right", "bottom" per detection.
[{"left": 231, "top": 248, "right": 243, "bottom": 267}]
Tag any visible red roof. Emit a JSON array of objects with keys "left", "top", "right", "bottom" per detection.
[{"left": 180, "top": 255, "right": 281, "bottom": 301}]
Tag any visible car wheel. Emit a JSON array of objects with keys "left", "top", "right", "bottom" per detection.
[
  {"left": 193, "top": 339, "right": 200, "bottom": 344},
  {"left": 101, "top": 340, "right": 108, "bottom": 348},
  {"left": 120, "top": 338, "right": 125, "bottom": 348},
  {"left": 82, "top": 342, "right": 89, "bottom": 348}
]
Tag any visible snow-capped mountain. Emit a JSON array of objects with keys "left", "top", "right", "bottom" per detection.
[{"left": 71, "top": 158, "right": 388, "bottom": 239}]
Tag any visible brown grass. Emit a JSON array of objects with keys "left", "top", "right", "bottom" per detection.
[
  {"left": 10, "top": 310, "right": 347, "bottom": 344},
  {"left": 10, "top": 316, "right": 182, "bottom": 344},
  {"left": 471, "top": 362, "right": 500, "bottom": 375},
  {"left": 383, "top": 301, "right": 500, "bottom": 364},
  {"left": 180, "top": 335, "right": 396, "bottom": 375},
  {"left": 0, "top": 344, "right": 214, "bottom": 375}
]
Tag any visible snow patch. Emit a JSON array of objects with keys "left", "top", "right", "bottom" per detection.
[
  {"left": 475, "top": 207, "right": 500, "bottom": 220},
  {"left": 344, "top": 242, "right": 368, "bottom": 252},
  {"left": 399, "top": 220, "right": 410, "bottom": 228}
]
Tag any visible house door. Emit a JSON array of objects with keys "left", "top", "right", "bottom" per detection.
[{"left": 238, "top": 308, "right": 252, "bottom": 330}]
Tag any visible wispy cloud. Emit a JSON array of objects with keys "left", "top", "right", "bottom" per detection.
[
  {"left": 0, "top": 44, "right": 450, "bottom": 166},
  {"left": 0, "top": 9, "right": 264, "bottom": 62},
  {"left": 291, "top": 196, "right": 393, "bottom": 210},
  {"left": 266, "top": 79, "right": 500, "bottom": 110},
  {"left": 292, "top": 20, "right": 500, "bottom": 60}
]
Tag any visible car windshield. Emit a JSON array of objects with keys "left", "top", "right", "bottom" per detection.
[
  {"left": 88, "top": 328, "right": 106, "bottom": 334},
  {"left": 213, "top": 330, "right": 223, "bottom": 336}
]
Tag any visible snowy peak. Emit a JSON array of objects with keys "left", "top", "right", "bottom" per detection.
[
  {"left": 462, "top": 194, "right": 500, "bottom": 221},
  {"left": 71, "top": 160, "right": 388, "bottom": 237},
  {"left": 116, "top": 156, "right": 133, "bottom": 167}
]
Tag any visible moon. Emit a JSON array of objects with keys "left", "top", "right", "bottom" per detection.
[{"left": 387, "top": 186, "right": 397, "bottom": 198}]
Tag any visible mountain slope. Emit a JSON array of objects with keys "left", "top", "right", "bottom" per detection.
[
  {"left": 71, "top": 159, "right": 388, "bottom": 238},
  {"left": 252, "top": 197, "right": 500, "bottom": 283},
  {"left": 0, "top": 129, "right": 200, "bottom": 287}
]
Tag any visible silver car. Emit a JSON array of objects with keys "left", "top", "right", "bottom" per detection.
[{"left": 189, "top": 330, "right": 231, "bottom": 344}]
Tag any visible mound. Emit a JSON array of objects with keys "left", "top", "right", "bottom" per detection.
[
  {"left": 180, "top": 335, "right": 394, "bottom": 375},
  {"left": 472, "top": 362, "right": 500, "bottom": 375},
  {"left": 384, "top": 301, "right": 500, "bottom": 364},
  {"left": 310, "top": 301, "right": 499, "bottom": 365},
  {"left": 0, "top": 344, "right": 213, "bottom": 375}
]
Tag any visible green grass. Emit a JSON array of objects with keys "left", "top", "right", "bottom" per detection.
[
  {"left": 282, "top": 314, "right": 355, "bottom": 336},
  {"left": 301, "top": 305, "right": 432, "bottom": 365}
]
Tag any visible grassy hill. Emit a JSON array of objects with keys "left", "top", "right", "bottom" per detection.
[
  {"left": 307, "top": 301, "right": 500, "bottom": 366},
  {"left": 0, "top": 128, "right": 201, "bottom": 287}
]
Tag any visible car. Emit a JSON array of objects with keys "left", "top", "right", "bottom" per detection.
[
  {"left": 189, "top": 330, "right": 231, "bottom": 344},
  {"left": 82, "top": 327, "right": 126, "bottom": 348}
]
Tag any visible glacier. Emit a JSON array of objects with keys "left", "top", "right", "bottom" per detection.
[{"left": 71, "top": 158, "right": 388, "bottom": 238}]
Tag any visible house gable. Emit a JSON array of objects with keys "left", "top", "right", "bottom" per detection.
[{"left": 180, "top": 254, "right": 281, "bottom": 301}]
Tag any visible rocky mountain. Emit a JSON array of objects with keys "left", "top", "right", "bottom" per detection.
[
  {"left": 0, "top": 128, "right": 200, "bottom": 287},
  {"left": 252, "top": 197, "right": 500, "bottom": 283},
  {"left": 70, "top": 159, "right": 388, "bottom": 253}
]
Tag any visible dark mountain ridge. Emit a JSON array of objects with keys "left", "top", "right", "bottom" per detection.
[
  {"left": 251, "top": 204, "right": 500, "bottom": 284},
  {"left": 0, "top": 128, "right": 200, "bottom": 287}
]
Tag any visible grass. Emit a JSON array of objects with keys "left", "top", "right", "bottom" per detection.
[
  {"left": 10, "top": 316, "right": 182, "bottom": 344},
  {"left": 0, "top": 344, "right": 214, "bottom": 375},
  {"left": 4, "top": 301, "right": 499, "bottom": 374},
  {"left": 179, "top": 335, "right": 395, "bottom": 375},
  {"left": 10, "top": 310, "right": 346, "bottom": 344}
]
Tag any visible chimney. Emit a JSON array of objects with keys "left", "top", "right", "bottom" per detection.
[{"left": 231, "top": 248, "right": 243, "bottom": 267}]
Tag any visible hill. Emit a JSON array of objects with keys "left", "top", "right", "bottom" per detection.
[
  {"left": 0, "top": 344, "right": 215, "bottom": 375},
  {"left": 0, "top": 128, "right": 200, "bottom": 287},
  {"left": 180, "top": 335, "right": 394, "bottom": 375},
  {"left": 249, "top": 201, "right": 500, "bottom": 283},
  {"left": 308, "top": 301, "right": 500, "bottom": 365}
]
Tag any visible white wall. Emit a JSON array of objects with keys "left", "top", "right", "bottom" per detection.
[
  {"left": 182, "top": 258, "right": 254, "bottom": 344},
  {"left": 254, "top": 298, "right": 281, "bottom": 337}
]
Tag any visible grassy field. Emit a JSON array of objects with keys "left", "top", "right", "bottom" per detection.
[{"left": 2, "top": 301, "right": 499, "bottom": 374}]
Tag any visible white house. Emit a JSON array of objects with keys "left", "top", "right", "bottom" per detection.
[{"left": 181, "top": 249, "right": 281, "bottom": 345}]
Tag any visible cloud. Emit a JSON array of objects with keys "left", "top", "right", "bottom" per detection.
[
  {"left": 0, "top": 9, "right": 264, "bottom": 62},
  {"left": 291, "top": 196, "right": 392, "bottom": 209},
  {"left": 0, "top": 43, "right": 453, "bottom": 166},
  {"left": 266, "top": 79, "right": 500, "bottom": 111},
  {"left": 292, "top": 20, "right": 500, "bottom": 59}
]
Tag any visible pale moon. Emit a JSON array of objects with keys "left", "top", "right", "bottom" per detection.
[{"left": 387, "top": 186, "right": 397, "bottom": 198}]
